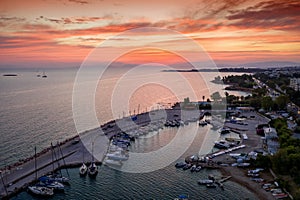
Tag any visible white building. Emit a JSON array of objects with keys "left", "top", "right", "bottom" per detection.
[
  {"left": 263, "top": 127, "right": 279, "bottom": 155},
  {"left": 290, "top": 78, "right": 300, "bottom": 91}
]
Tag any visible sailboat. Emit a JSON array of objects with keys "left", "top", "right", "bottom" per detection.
[
  {"left": 36, "top": 176, "right": 65, "bottom": 191},
  {"left": 88, "top": 142, "right": 98, "bottom": 178},
  {"left": 79, "top": 162, "right": 88, "bottom": 176},
  {"left": 42, "top": 71, "right": 47, "bottom": 78},
  {"left": 27, "top": 147, "right": 54, "bottom": 197},
  {"left": 79, "top": 142, "right": 88, "bottom": 176},
  {"left": 36, "top": 70, "right": 41, "bottom": 77},
  {"left": 28, "top": 185, "right": 54, "bottom": 196},
  {"left": 88, "top": 162, "right": 98, "bottom": 177},
  {"left": 47, "top": 142, "right": 70, "bottom": 184}
]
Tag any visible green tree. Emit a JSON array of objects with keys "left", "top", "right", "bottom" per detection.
[
  {"left": 267, "top": 80, "right": 276, "bottom": 89},
  {"left": 253, "top": 154, "right": 271, "bottom": 168},
  {"left": 211, "top": 91, "right": 222, "bottom": 102},
  {"left": 214, "top": 76, "right": 221, "bottom": 82},
  {"left": 261, "top": 96, "right": 274, "bottom": 111},
  {"left": 252, "top": 87, "right": 268, "bottom": 97},
  {"left": 183, "top": 97, "right": 190, "bottom": 104},
  {"left": 240, "top": 96, "right": 244, "bottom": 101},
  {"left": 249, "top": 97, "right": 261, "bottom": 109},
  {"left": 225, "top": 92, "right": 229, "bottom": 98},
  {"left": 275, "top": 95, "right": 289, "bottom": 110}
]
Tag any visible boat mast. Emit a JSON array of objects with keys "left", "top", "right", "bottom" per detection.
[
  {"left": 51, "top": 142, "right": 61, "bottom": 174},
  {"left": 57, "top": 141, "right": 70, "bottom": 178},
  {"left": 51, "top": 146, "right": 55, "bottom": 172},
  {"left": 0, "top": 171, "right": 8, "bottom": 196},
  {"left": 34, "top": 146, "right": 37, "bottom": 180},
  {"left": 82, "top": 142, "right": 85, "bottom": 163},
  {"left": 91, "top": 142, "right": 94, "bottom": 163}
]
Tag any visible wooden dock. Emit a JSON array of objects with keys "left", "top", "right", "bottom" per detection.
[{"left": 219, "top": 176, "right": 232, "bottom": 183}]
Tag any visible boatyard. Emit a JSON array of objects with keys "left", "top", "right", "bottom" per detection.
[{"left": 173, "top": 110, "right": 289, "bottom": 200}]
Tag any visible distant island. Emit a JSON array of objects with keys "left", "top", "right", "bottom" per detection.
[
  {"left": 162, "top": 66, "right": 300, "bottom": 73},
  {"left": 162, "top": 67, "right": 267, "bottom": 73},
  {"left": 2, "top": 74, "right": 18, "bottom": 77}
]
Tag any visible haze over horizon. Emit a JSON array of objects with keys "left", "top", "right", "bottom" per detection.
[{"left": 1, "top": 0, "right": 299, "bottom": 68}]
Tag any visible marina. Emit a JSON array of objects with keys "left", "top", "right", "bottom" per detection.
[
  {"left": 1, "top": 0, "right": 299, "bottom": 198},
  {"left": 1, "top": 106, "right": 276, "bottom": 199},
  {"left": 0, "top": 69, "right": 280, "bottom": 199},
  {"left": 0, "top": 106, "right": 205, "bottom": 198},
  {"left": 1, "top": 104, "right": 278, "bottom": 200}
]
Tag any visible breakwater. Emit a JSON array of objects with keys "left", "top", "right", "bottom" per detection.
[{"left": 0, "top": 106, "right": 204, "bottom": 199}]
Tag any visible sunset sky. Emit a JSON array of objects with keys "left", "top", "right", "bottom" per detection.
[{"left": 0, "top": 0, "right": 299, "bottom": 68}]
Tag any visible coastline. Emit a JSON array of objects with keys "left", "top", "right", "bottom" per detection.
[
  {"left": 219, "top": 167, "right": 274, "bottom": 200},
  {"left": 0, "top": 106, "right": 203, "bottom": 199},
  {"left": 210, "top": 111, "right": 274, "bottom": 200},
  {"left": 1, "top": 107, "right": 274, "bottom": 199}
]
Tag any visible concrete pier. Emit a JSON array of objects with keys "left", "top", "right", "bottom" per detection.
[
  {"left": 0, "top": 135, "right": 99, "bottom": 199},
  {"left": 0, "top": 106, "right": 205, "bottom": 198}
]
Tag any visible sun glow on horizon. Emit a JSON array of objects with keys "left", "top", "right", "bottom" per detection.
[{"left": 0, "top": 0, "right": 300, "bottom": 68}]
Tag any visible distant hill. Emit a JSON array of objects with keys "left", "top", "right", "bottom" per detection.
[{"left": 221, "top": 61, "right": 300, "bottom": 68}]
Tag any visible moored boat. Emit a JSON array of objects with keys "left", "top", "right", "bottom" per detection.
[
  {"left": 214, "top": 140, "right": 230, "bottom": 149},
  {"left": 206, "top": 183, "right": 217, "bottom": 188},
  {"left": 105, "top": 159, "right": 123, "bottom": 166},
  {"left": 88, "top": 162, "right": 98, "bottom": 177},
  {"left": 205, "top": 119, "right": 211, "bottom": 124},
  {"left": 88, "top": 142, "right": 98, "bottom": 177},
  {"left": 174, "top": 194, "right": 189, "bottom": 200},
  {"left": 237, "top": 163, "right": 251, "bottom": 168},
  {"left": 199, "top": 121, "right": 208, "bottom": 126},
  {"left": 175, "top": 162, "right": 186, "bottom": 168},
  {"left": 219, "top": 128, "right": 231, "bottom": 134},
  {"left": 47, "top": 174, "right": 70, "bottom": 184},
  {"left": 198, "top": 179, "right": 214, "bottom": 185},
  {"left": 107, "top": 151, "right": 129, "bottom": 161},
  {"left": 183, "top": 163, "right": 192, "bottom": 170},
  {"left": 28, "top": 186, "right": 54, "bottom": 196},
  {"left": 36, "top": 177, "right": 65, "bottom": 191},
  {"left": 190, "top": 165, "right": 197, "bottom": 172},
  {"left": 79, "top": 163, "right": 88, "bottom": 176},
  {"left": 195, "top": 166, "right": 202, "bottom": 172}
]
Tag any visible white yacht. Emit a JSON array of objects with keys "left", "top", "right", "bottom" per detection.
[
  {"left": 28, "top": 186, "right": 54, "bottom": 196},
  {"left": 88, "top": 162, "right": 98, "bottom": 177},
  {"left": 105, "top": 159, "right": 123, "bottom": 166},
  {"left": 36, "top": 180, "right": 65, "bottom": 191},
  {"left": 79, "top": 163, "right": 88, "bottom": 176},
  {"left": 107, "top": 150, "right": 129, "bottom": 161},
  {"left": 198, "top": 179, "right": 214, "bottom": 185}
]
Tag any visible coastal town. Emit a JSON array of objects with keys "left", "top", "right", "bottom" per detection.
[
  {"left": 1, "top": 66, "right": 300, "bottom": 199},
  {"left": 1, "top": 0, "right": 300, "bottom": 199}
]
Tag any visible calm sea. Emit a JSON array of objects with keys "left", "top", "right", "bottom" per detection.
[
  {"left": 12, "top": 123, "right": 256, "bottom": 200},
  {"left": 0, "top": 67, "right": 254, "bottom": 199}
]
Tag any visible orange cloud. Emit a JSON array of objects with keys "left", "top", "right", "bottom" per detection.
[
  {"left": 110, "top": 48, "right": 190, "bottom": 66},
  {"left": 0, "top": 0, "right": 300, "bottom": 67}
]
